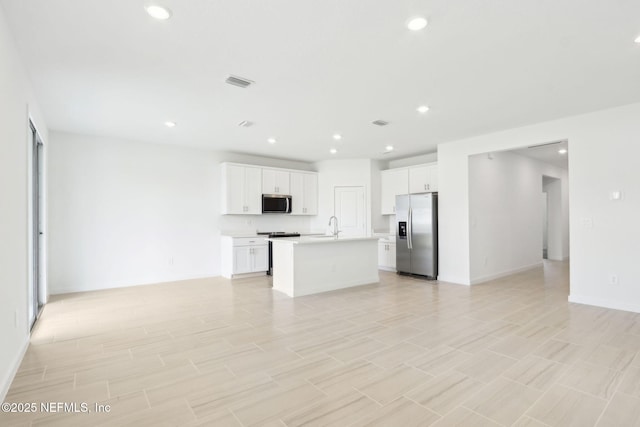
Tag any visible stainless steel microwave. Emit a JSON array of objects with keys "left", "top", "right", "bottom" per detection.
[{"left": 262, "top": 194, "right": 292, "bottom": 214}]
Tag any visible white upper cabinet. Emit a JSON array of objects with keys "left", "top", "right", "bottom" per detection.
[
  {"left": 221, "top": 163, "right": 262, "bottom": 214},
  {"left": 381, "top": 163, "right": 438, "bottom": 215},
  {"left": 289, "top": 172, "right": 318, "bottom": 215},
  {"left": 262, "top": 169, "right": 290, "bottom": 195},
  {"left": 221, "top": 162, "right": 317, "bottom": 215},
  {"left": 409, "top": 163, "right": 438, "bottom": 193},
  {"left": 381, "top": 168, "right": 408, "bottom": 215},
  {"left": 428, "top": 164, "right": 438, "bottom": 192}
]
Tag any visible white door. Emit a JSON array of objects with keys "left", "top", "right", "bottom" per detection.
[
  {"left": 234, "top": 247, "right": 252, "bottom": 274},
  {"left": 427, "top": 164, "right": 438, "bottom": 191},
  {"left": 225, "top": 164, "right": 245, "bottom": 214},
  {"left": 303, "top": 173, "right": 318, "bottom": 215},
  {"left": 409, "top": 165, "right": 428, "bottom": 193},
  {"left": 289, "top": 172, "right": 305, "bottom": 214},
  {"left": 252, "top": 245, "right": 269, "bottom": 272},
  {"left": 381, "top": 168, "right": 408, "bottom": 214},
  {"left": 334, "top": 186, "right": 366, "bottom": 237},
  {"left": 244, "top": 167, "right": 262, "bottom": 214}
]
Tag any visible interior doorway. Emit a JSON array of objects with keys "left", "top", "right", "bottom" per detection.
[
  {"left": 542, "top": 175, "right": 563, "bottom": 261},
  {"left": 334, "top": 186, "right": 366, "bottom": 237},
  {"left": 29, "top": 120, "right": 45, "bottom": 329},
  {"left": 541, "top": 191, "right": 548, "bottom": 259}
]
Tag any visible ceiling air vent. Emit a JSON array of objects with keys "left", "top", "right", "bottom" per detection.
[
  {"left": 238, "top": 120, "right": 254, "bottom": 127},
  {"left": 225, "top": 75, "right": 254, "bottom": 88},
  {"left": 372, "top": 120, "right": 389, "bottom": 126}
]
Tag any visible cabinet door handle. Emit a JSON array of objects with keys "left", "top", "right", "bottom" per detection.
[
  {"left": 424, "top": 184, "right": 427, "bottom": 190},
  {"left": 427, "top": 184, "right": 430, "bottom": 190}
]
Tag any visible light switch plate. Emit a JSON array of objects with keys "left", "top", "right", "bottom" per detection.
[
  {"left": 610, "top": 191, "right": 623, "bottom": 201},
  {"left": 581, "top": 218, "right": 593, "bottom": 228}
]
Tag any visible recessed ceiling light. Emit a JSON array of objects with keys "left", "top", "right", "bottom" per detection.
[
  {"left": 417, "top": 105, "right": 430, "bottom": 114},
  {"left": 333, "top": 134, "right": 342, "bottom": 140},
  {"left": 407, "top": 17, "right": 428, "bottom": 31},
  {"left": 164, "top": 121, "right": 176, "bottom": 128},
  {"left": 267, "top": 138, "right": 277, "bottom": 144},
  {"left": 558, "top": 149, "right": 568, "bottom": 154},
  {"left": 635, "top": 35, "right": 640, "bottom": 44},
  {"left": 385, "top": 145, "right": 394, "bottom": 152},
  {"left": 146, "top": 5, "right": 172, "bottom": 20},
  {"left": 329, "top": 148, "right": 337, "bottom": 154}
]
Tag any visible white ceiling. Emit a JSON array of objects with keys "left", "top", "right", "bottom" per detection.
[
  {"left": 3, "top": 0, "right": 640, "bottom": 162},
  {"left": 511, "top": 140, "right": 569, "bottom": 170}
]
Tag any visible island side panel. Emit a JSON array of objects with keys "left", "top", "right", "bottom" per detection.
[
  {"left": 292, "top": 239, "right": 379, "bottom": 297},
  {"left": 272, "top": 241, "right": 295, "bottom": 297}
]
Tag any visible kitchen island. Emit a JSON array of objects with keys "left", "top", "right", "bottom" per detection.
[{"left": 270, "top": 236, "right": 379, "bottom": 297}]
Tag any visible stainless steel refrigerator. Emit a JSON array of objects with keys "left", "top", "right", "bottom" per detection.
[{"left": 395, "top": 193, "right": 438, "bottom": 279}]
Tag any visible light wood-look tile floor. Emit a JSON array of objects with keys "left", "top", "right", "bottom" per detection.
[{"left": 3, "top": 260, "right": 640, "bottom": 426}]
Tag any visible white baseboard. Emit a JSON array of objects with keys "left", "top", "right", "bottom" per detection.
[
  {"left": 0, "top": 337, "right": 29, "bottom": 401},
  {"left": 50, "top": 273, "right": 217, "bottom": 295},
  {"left": 228, "top": 272, "right": 268, "bottom": 280},
  {"left": 470, "top": 262, "right": 543, "bottom": 285},
  {"left": 378, "top": 266, "right": 396, "bottom": 272},
  {"left": 437, "top": 275, "right": 471, "bottom": 286},
  {"left": 568, "top": 294, "right": 640, "bottom": 314}
]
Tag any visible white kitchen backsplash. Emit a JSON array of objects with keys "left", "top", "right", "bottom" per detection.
[
  {"left": 388, "top": 215, "right": 397, "bottom": 235},
  {"left": 220, "top": 214, "right": 312, "bottom": 235}
]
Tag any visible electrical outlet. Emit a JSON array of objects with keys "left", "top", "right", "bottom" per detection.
[
  {"left": 483, "top": 256, "right": 488, "bottom": 267},
  {"left": 169, "top": 257, "right": 174, "bottom": 266},
  {"left": 14, "top": 309, "right": 18, "bottom": 328},
  {"left": 609, "top": 275, "right": 619, "bottom": 285}
]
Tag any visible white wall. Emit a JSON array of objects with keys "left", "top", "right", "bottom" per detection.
[
  {"left": 311, "top": 159, "right": 383, "bottom": 235},
  {"left": 388, "top": 152, "right": 437, "bottom": 168},
  {"left": 0, "top": 6, "right": 48, "bottom": 399},
  {"left": 438, "top": 102, "right": 640, "bottom": 313},
  {"left": 468, "top": 151, "right": 568, "bottom": 284},
  {"left": 369, "top": 160, "right": 387, "bottom": 232},
  {"left": 48, "top": 132, "right": 314, "bottom": 294}
]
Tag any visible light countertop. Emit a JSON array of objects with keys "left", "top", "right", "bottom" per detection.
[{"left": 269, "top": 236, "right": 379, "bottom": 245}]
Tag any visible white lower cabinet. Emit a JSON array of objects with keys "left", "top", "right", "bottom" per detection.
[
  {"left": 378, "top": 239, "right": 396, "bottom": 271},
  {"left": 221, "top": 236, "right": 268, "bottom": 278}
]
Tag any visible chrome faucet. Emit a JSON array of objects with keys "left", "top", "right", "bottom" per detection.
[{"left": 328, "top": 216, "right": 340, "bottom": 238}]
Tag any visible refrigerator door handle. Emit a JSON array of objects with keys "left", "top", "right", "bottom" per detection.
[{"left": 408, "top": 207, "right": 413, "bottom": 249}]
